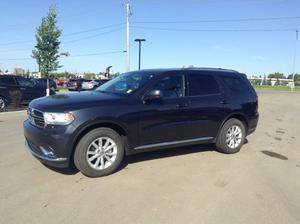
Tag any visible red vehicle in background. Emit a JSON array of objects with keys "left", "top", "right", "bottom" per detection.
[{"left": 56, "top": 79, "right": 68, "bottom": 87}]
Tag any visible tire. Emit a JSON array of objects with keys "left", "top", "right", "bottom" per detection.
[
  {"left": 215, "top": 118, "right": 246, "bottom": 154},
  {"left": 0, "top": 96, "right": 6, "bottom": 110},
  {"left": 74, "top": 128, "right": 124, "bottom": 177}
]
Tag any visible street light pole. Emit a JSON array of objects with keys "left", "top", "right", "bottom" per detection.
[
  {"left": 291, "top": 30, "right": 299, "bottom": 91},
  {"left": 292, "top": 30, "right": 299, "bottom": 82},
  {"left": 134, "top": 38, "right": 146, "bottom": 70}
]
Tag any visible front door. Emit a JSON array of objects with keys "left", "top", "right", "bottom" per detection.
[{"left": 138, "top": 72, "right": 191, "bottom": 146}]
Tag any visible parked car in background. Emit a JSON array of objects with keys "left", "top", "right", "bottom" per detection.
[
  {"left": 67, "top": 79, "right": 85, "bottom": 91},
  {"left": 81, "top": 79, "right": 108, "bottom": 90},
  {"left": 24, "top": 68, "right": 258, "bottom": 177},
  {"left": 56, "top": 79, "right": 68, "bottom": 87},
  {"left": 32, "top": 78, "right": 57, "bottom": 91},
  {"left": 0, "top": 75, "right": 55, "bottom": 109}
]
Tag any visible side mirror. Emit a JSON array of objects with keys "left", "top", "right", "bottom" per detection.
[{"left": 143, "top": 90, "right": 163, "bottom": 102}]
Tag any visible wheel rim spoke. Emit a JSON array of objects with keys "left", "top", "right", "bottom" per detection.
[{"left": 94, "top": 157, "right": 101, "bottom": 168}]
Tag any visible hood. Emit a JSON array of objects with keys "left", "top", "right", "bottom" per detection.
[{"left": 29, "top": 91, "right": 122, "bottom": 112}]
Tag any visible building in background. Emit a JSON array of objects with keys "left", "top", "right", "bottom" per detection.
[{"left": 14, "top": 68, "right": 25, "bottom": 76}]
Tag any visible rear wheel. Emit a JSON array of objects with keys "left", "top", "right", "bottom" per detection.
[
  {"left": 215, "top": 118, "right": 246, "bottom": 154},
  {"left": 0, "top": 96, "right": 6, "bottom": 110},
  {"left": 74, "top": 128, "right": 124, "bottom": 177}
]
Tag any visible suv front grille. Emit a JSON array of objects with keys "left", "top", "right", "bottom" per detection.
[{"left": 28, "top": 107, "right": 45, "bottom": 128}]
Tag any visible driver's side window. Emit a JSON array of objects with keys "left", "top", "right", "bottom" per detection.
[{"left": 150, "top": 74, "right": 184, "bottom": 99}]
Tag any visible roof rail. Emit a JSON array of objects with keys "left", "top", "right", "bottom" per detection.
[{"left": 182, "top": 67, "right": 239, "bottom": 73}]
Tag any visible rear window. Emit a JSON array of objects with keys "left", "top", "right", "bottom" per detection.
[
  {"left": 0, "top": 76, "right": 16, "bottom": 85},
  {"left": 188, "top": 74, "right": 220, "bottom": 96},
  {"left": 221, "top": 76, "right": 250, "bottom": 94}
]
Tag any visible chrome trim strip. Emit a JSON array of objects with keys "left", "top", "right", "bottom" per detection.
[
  {"left": 134, "top": 137, "right": 213, "bottom": 150},
  {"left": 25, "top": 140, "right": 67, "bottom": 162}
]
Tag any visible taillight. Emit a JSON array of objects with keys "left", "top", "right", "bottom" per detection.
[{"left": 255, "top": 96, "right": 258, "bottom": 112}]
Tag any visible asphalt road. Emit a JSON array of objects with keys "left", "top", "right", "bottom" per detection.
[{"left": 0, "top": 91, "right": 299, "bottom": 224}]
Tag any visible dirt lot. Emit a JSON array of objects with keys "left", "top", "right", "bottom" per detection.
[{"left": 0, "top": 91, "right": 299, "bottom": 224}]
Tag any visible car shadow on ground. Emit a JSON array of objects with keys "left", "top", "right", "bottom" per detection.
[
  {"left": 43, "top": 143, "right": 216, "bottom": 176},
  {"left": 44, "top": 139, "right": 249, "bottom": 176}
]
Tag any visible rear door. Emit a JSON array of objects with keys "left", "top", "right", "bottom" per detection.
[{"left": 185, "top": 71, "right": 227, "bottom": 139}]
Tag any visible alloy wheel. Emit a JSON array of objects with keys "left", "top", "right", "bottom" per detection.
[
  {"left": 0, "top": 98, "right": 5, "bottom": 110},
  {"left": 226, "top": 125, "right": 242, "bottom": 149},
  {"left": 86, "top": 137, "right": 118, "bottom": 170}
]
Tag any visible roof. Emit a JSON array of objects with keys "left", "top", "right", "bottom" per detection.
[{"left": 134, "top": 67, "right": 240, "bottom": 75}]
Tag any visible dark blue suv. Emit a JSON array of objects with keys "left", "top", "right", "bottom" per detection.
[
  {"left": 0, "top": 75, "right": 55, "bottom": 110},
  {"left": 24, "top": 68, "right": 259, "bottom": 177}
]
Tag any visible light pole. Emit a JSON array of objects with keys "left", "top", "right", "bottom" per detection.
[{"left": 134, "top": 38, "right": 146, "bottom": 70}]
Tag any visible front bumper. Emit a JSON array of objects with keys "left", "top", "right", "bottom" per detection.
[
  {"left": 25, "top": 139, "right": 68, "bottom": 168},
  {"left": 24, "top": 119, "right": 75, "bottom": 168}
]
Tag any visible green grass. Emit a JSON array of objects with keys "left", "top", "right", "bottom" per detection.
[{"left": 253, "top": 85, "right": 300, "bottom": 92}]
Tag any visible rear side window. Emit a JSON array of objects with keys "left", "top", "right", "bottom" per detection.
[
  {"left": 0, "top": 77, "right": 16, "bottom": 85},
  {"left": 16, "top": 77, "right": 35, "bottom": 87},
  {"left": 188, "top": 74, "right": 220, "bottom": 96},
  {"left": 221, "top": 76, "right": 250, "bottom": 94}
]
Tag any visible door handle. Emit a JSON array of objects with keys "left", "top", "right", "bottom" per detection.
[{"left": 176, "top": 103, "right": 189, "bottom": 108}]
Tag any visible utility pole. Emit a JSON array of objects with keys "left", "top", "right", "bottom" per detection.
[
  {"left": 291, "top": 30, "right": 298, "bottom": 91},
  {"left": 292, "top": 30, "right": 298, "bottom": 82},
  {"left": 125, "top": 1, "right": 131, "bottom": 72},
  {"left": 135, "top": 39, "right": 146, "bottom": 70}
]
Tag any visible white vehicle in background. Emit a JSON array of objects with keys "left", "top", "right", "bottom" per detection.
[{"left": 81, "top": 79, "right": 108, "bottom": 90}]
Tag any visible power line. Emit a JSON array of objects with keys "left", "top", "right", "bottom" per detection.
[
  {"left": 132, "top": 16, "right": 300, "bottom": 24},
  {"left": 63, "top": 27, "right": 124, "bottom": 44},
  {"left": 0, "top": 23, "right": 125, "bottom": 46},
  {"left": 131, "top": 25, "right": 299, "bottom": 32},
  {"left": 0, "top": 50, "right": 124, "bottom": 61},
  {"left": 63, "top": 23, "right": 124, "bottom": 36},
  {"left": 0, "top": 27, "right": 124, "bottom": 53}
]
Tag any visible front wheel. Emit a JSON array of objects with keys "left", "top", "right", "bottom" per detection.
[
  {"left": 74, "top": 128, "right": 124, "bottom": 177},
  {"left": 215, "top": 118, "right": 246, "bottom": 154}
]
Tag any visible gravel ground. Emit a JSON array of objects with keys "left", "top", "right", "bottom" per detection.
[{"left": 0, "top": 91, "right": 299, "bottom": 224}]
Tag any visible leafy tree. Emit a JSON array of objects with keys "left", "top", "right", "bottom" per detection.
[
  {"left": 287, "top": 74, "right": 300, "bottom": 81},
  {"left": 84, "top": 73, "right": 96, "bottom": 79},
  {"left": 32, "top": 6, "right": 62, "bottom": 78},
  {"left": 287, "top": 74, "right": 300, "bottom": 86},
  {"left": 268, "top": 72, "right": 285, "bottom": 79}
]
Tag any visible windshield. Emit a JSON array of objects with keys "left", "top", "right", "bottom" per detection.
[{"left": 96, "top": 71, "right": 155, "bottom": 94}]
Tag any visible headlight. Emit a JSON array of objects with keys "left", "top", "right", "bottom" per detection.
[{"left": 44, "top": 112, "right": 75, "bottom": 125}]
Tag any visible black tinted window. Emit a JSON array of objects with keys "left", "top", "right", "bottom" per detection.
[
  {"left": 221, "top": 76, "right": 249, "bottom": 94},
  {"left": 150, "top": 74, "right": 184, "bottom": 99},
  {"left": 189, "top": 74, "right": 220, "bottom": 96},
  {"left": 0, "top": 77, "right": 16, "bottom": 85},
  {"left": 16, "top": 77, "right": 35, "bottom": 87}
]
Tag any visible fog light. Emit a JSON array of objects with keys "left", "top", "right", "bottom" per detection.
[{"left": 40, "top": 146, "right": 55, "bottom": 157}]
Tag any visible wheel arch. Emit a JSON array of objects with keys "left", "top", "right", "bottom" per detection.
[
  {"left": 215, "top": 112, "right": 249, "bottom": 141},
  {"left": 70, "top": 121, "right": 129, "bottom": 166}
]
